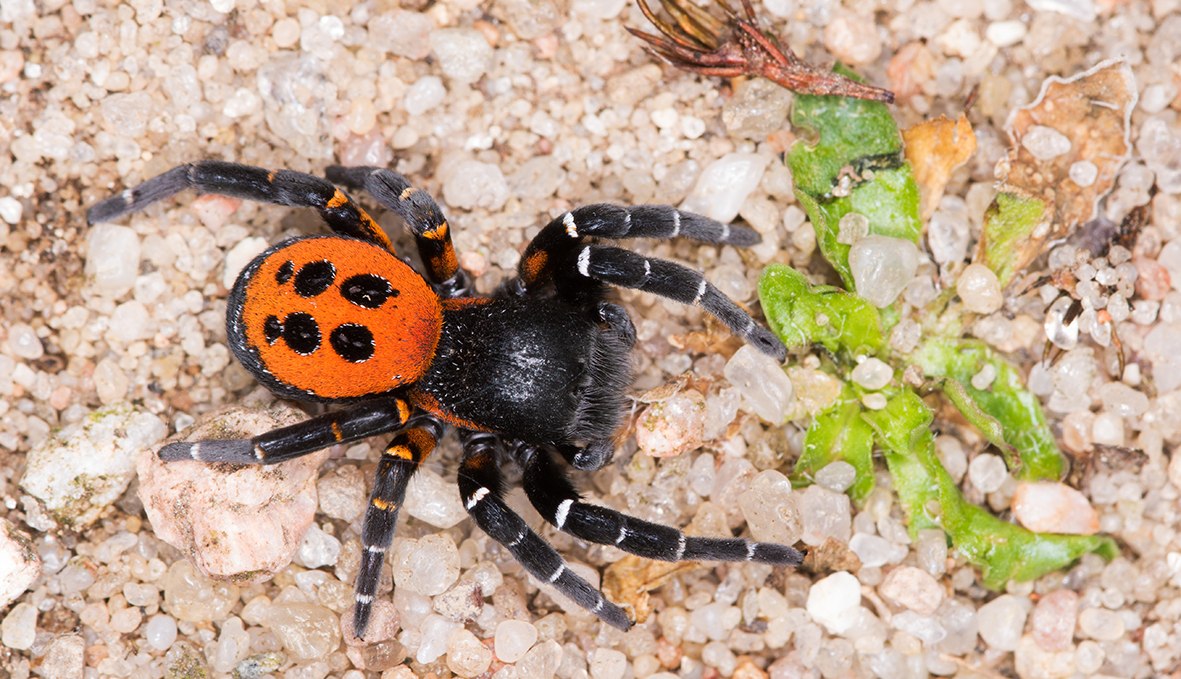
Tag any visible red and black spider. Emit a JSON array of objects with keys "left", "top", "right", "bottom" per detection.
[{"left": 88, "top": 160, "right": 801, "bottom": 637}]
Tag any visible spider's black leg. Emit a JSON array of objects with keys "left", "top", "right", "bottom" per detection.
[
  {"left": 513, "top": 205, "right": 784, "bottom": 360},
  {"left": 569, "top": 245, "right": 785, "bottom": 360},
  {"left": 158, "top": 399, "right": 411, "bottom": 465},
  {"left": 514, "top": 444, "right": 804, "bottom": 565},
  {"left": 354, "top": 414, "right": 443, "bottom": 639},
  {"left": 87, "top": 161, "right": 395, "bottom": 252},
  {"left": 457, "top": 431, "right": 632, "bottom": 631},
  {"left": 518, "top": 204, "right": 760, "bottom": 290},
  {"left": 324, "top": 166, "right": 466, "bottom": 295}
]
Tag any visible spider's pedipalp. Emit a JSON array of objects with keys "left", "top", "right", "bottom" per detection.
[{"left": 325, "top": 165, "right": 462, "bottom": 288}]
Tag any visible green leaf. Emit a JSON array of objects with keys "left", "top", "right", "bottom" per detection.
[
  {"left": 795, "top": 386, "right": 876, "bottom": 503},
  {"left": 758, "top": 264, "right": 885, "bottom": 357},
  {"left": 862, "top": 389, "right": 1117, "bottom": 588},
  {"left": 977, "top": 191, "right": 1048, "bottom": 289},
  {"left": 913, "top": 337, "right": 1065, "bottom": 481},
  {"left": 788, "top": 65, "right": 904, "bottom": 197},
  {"left": 796, "top": 167, "right": 924, "bottom": 289},
  {"left": 786, "top": 67, "right": 922, "bottom": 288}
]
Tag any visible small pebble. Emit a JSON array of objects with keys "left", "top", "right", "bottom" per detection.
[
  {"left": 814, "top": 461, "right": 857, "bottom": 492},
  {"left": 442, "top": 159, "right": 508, "bottom": 211},
  {"left": 977, "top": 595, "right": 1028, "bottom": 651},
  {"left": 798, "top": 485, "right": 851, "bottom": 546},
  {"left": 0, "top": 196, "right": 21, "bottom": 224},
  {"left": 430, "top": 28, "right": 493, "bottom": 84},
  {"left": 879, "top": 566, "right": 944, "bottom": 615},
  {"left": 86, "top": 223, "right": 141, "bottom": 294},
  {"left": 404, "top": 76, "right": 446, "bottom": 116},
  {"left": 1, "top": 602, "right": 37, "bottom": 650},
  {"left": 1069, "top": 160, "right": 1099, "bottom": 187},
  {"left": 1011, "top": 481, "right": 1100, "bottom": 534},
  {"left": 986, "top": 20, "right": 1027, "bottom": 46},
  {"left": 806, "top": 572, "right": 862, "bottom": 635},
  {"left": 6, "top": 322, "right": 42, "bottom": 360},
  {"left": 1077, "top": 606, "right": 1125, "bottom": 641},
  {"left": 393, "top": 534, "right": 460, "bottom": 595},
  {"left": 850, "top": 533, "right": 907, "bottom": 568},
  {"left": 494, "top": 619, "right": 538, "bottom": 663},
  {"left": 590, "top": 648, "right": 628, "bottom": 679},
  {"left": 724, "top": 345, "right": 793, "bottom": 423},
  {"left": 1030, "top": 589, "right": 1078, "bottom": 651},
  {"left": 1021, "top": 125, "right": 1072, "bottom": 161},
  {"left": 635, "top": 389, "right": 705, "bottom": 458},
  {"left": 849, "top": 236, "right": 921, "bottom": 308},
  {"left": 681, "top": 153, "right": 770, "bottom": 223},
  {"left": 967, "top": 453, "right": 1007, "bottom": 494},
  {"left": 957, "top": 263, "right": 1003, "bottom": 314},
  {"left": 448, "top": 628, "right": 493, "bottom": 677},
  {"left": 851, "top": 357, "right": 893, "bottom": 390},
  {"left": 144, "top": 614, "right": 178, "bottom": 650}
]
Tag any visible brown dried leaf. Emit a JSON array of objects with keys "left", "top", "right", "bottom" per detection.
[
  {"left": 903, "top": 113, "right": 977, "bottom": 219},
  {"left": 801, "top": 537, "right": 860, "bottom": 574},
  {"left": 988, "top": 59, "right": 1137, "bottom": 273},
  {"left": 602, "top": 556, "right": 700, "bottom": 624}
]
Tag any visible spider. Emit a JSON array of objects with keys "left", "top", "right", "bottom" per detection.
[{"left": 88, "top": 160, "right": 802, "bottom": 637}]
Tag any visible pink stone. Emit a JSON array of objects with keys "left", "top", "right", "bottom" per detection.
[
  {"left": 1031, "top": 589, "right": 1079, "bottom": 651},
  {"left": 0, "top": 518, "right": 41, "bottom": 607},
  {"left": 190, "top": 193, "right": 243, "bottom": 230},
  {"left": 1010, "top": 482, "right": 1099, "bottom": 535},
  {"left": 1134, "top": 256, "right": 1171, "bottom": 300},
  {"left": 138, "top": 403, "right": 329, "bottom": 582},
  {"left": 635, "top": 389, "right": 706, "bottom": 458},
  {"left": 879, "top": 566, "right": 944, "bottom": 616}
]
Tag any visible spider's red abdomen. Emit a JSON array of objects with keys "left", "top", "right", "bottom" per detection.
[{"left": 230, "top": 236, "right": 442, "bottom": 400}]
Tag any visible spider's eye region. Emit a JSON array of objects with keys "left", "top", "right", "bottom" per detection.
[
  {"left": 294, "top": 260, "right": 337, "bottom": 297},
  {"left": 282, "top": 312, "right": 321, "bottom": 355},
  {"left": 275, "top": 260, "right": 294, "bottom": 285},
  {"left": 329, "top": 323, "right": 376, "bottom": 362},
  {"left": 263, "top": 315, "right": 283, "bottom": 345},
  {"left": 341, "top": 273, "right": 398, "bottom": 309}
]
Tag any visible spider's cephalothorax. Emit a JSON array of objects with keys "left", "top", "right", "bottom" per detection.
[{"left": 89, "top": 160, "right": 802, "bottom": 637}]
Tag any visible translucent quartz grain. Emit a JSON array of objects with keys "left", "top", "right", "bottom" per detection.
[{"left": 849, "top": 236, "right": 921, "bottom": 308}]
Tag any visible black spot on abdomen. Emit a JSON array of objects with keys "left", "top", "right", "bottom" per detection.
[
  {"left": 264, "top": 315, "right": 283, "bottom": 344},
  {"left": 283, "top": 312, "right": 321, "bottom": 354},
  {"left": 330, "top": 323, "right": 375, "bottom": 362},
  {"left": 294, "top": 260, "right": 336, "bottom": 297},
  {"left": 275, "top": 260, "right": 294, "bottom": 284},
  {"left": 341, "top": 273, "right": 398, "bottom": 309}
]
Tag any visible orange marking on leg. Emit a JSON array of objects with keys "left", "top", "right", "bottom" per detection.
[
  {"left": 385, "top": 444, "right": 415, "bottom": 460},
  {"left": 331, "top": 421, "right": 343, "bottom": 441},
  {"left": 396, "top": 399, "right": 411, "bottom": 424},
  {"left": 266, "top": 170, "right": 276, "bottom": 183},
  {"left": 409, "top": 388, "right": 491, "bottom": 432},
  {"left": 371, "top": 497, "right": 396, "bottom": 511},
  {"left": 522, "top": 250, "right": 548, "bottom": 284},
  {"left": 399, "top": 186, "right": 419, "bottom": 201},
  {"left": 326, "top": 189, "right": 348, "bottom": 209},
  {"left": 442, "top": 296, "right": 494, "bottom": 310},
  {"left": 404, "top": 428, "right": 437, "bottom": 461},
  {"left": 422, "top": 221, "right": 449, "bottom": 241},
  {"left": 358, "top": 209, "right": 394, "bottom": 251}
]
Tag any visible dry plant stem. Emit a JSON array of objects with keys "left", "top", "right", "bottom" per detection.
[{"left": 628, "top": 0, "right": 895, "bottom": 103}]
